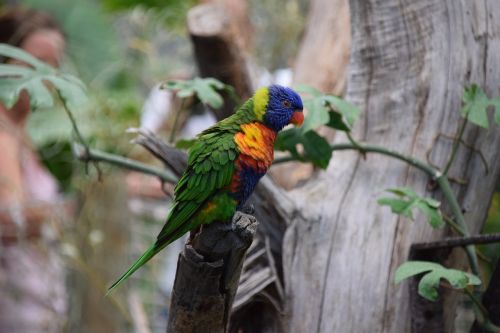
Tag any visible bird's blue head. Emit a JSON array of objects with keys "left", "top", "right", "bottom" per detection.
[{"left": 252, "top": 85, "right": 304, "bottom": 132}]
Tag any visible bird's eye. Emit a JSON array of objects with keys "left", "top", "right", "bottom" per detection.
[{"left": 282, "top": 100, "right": 291, "bottom": 108}]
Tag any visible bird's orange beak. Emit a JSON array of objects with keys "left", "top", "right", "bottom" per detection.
[{"left": 290, "top": 110, "right": 304, "bottom": 127}]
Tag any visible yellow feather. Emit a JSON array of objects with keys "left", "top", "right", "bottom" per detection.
[{"left": 253, "top": 87, "right": 269, "bottom": 120}]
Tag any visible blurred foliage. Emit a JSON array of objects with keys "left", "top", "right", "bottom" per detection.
[
  {"left": 0, "top": 44, "right": 87, "bottom": 110},
  {"left": 163, "top": 78, "right": 234, "bottom": 109},
  {"left": 23, "top": 0, "right": 124, "bottom": 85},
  {"left": 248, "top": 0, "right": 308, "bottom": 70},
  {"left": 102, "top": 0, "right": 195, "bottom": 31}
]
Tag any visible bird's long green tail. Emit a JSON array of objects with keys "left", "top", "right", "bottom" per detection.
[{"left": 106, "top": 244, "right": 159, "bottom": 295}]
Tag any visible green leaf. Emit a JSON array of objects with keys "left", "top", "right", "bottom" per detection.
[
  {"left": 275, "top": 128, "right": 301, "bottom": 158},
  {"left": 461, "top": 84, "right": 491, "bottom": 128},
  {"left": 294, "top": 84, "right": 360, "bottom": 133},
  {"left": 294, "top": 83, "right": 322, "bottom": 97},
  {"left": 326, "top": 111, "right": 350, "bottom": 131},
  {"left": 414, "top": 201, "right": 444, "bottom": 228},
  {"left": 0, "top": 45, "right": 87, "bottom": 111},
  {"left": 395, "top": 261, "right": 482, "bottom": 302},
  {"left": 162, "top": 78, "right": 226, "bottom": 109},
  {"left": 323, "top": 95, "right": 361, "bottom": 127},
  {"left": 0, "top": 44, "right": 49, "bottom": 70},
  {"left": 395, "top": 261, "right": 442, "bottom": 284},
  {"left": 275, "top": 128, "right": 332, "bottom": 169},
  {"left": 377, "top": 197, "right": 416, "bottom": 219},
  {"left": 301, "top": 98, "right": 330, "bottom": 133},
  {"left": 378, "top": 187, "right": 444, "bottom": 229},
  {"left": 192, "top": 78, "right": 224, "bottom": 109},
  {"left": 302, "top": 131, "right": 332, "bottom": 169}
]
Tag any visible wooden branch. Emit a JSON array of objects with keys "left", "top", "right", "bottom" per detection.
[
  {"left": 187, "top": 3, "right": 253, "bottom": 120},
  {"left": 166, "top": 212, "right": 258, "bottom": 333}
]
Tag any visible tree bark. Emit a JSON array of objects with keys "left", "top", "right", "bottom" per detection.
[
  {"left": 294, "top": 0, "right": 351, "bottom": 95},
  {"left": 283, "top": 1, "right": 500, "bottom": 333},
  {"left": 187, "top": 3, "right": 253, "bottom": 120},
  {"left": 166, "top": 212, "right": 258, "bottom": 333}
]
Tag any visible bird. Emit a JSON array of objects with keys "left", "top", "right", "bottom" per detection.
[{"left": 107, "top": 84, "right": 304, "bottom": 293}]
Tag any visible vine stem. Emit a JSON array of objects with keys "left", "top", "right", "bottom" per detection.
[
  {"left": 72, "top": 143, "right": 178, "bottom": 184},
  {"left": 464, "top": 289, "right": 500, "bottom": 333},
  {"left": 274, "top": 142, "right": 478, "bottom": 275},
  {"left": 57, "top": 91, "right": 102, "bottom": 178},
  {"left": 443, "top": 118, "right": 468, "bottom": 176}
]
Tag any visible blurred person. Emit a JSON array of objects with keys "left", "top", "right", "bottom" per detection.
[{"left": 0, "top": 7, "right": 71, "bottom": 333}]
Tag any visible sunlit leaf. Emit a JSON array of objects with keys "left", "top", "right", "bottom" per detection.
[
  {"left": 395, "top": 261, "right": 481, "bottom": 301},
  {"left": 461, "top": 84, "right": 491, "bottom": 128},
  {"left": 295, "top": 84, "right": 361, "bottom": 133},
  {"left": 0, "top": 45, "right": 87, "bottom": 111},
  {"left": 162, "top": 78, "right": 226, "bottom": 109},
  {"left": 275, "top": 128, "right": 332, "bottom": 169},
  {"left": 323, "top": 95, "right": 361, "bottom": 127},
  {"left": 378, "top": 187, "right": 444, "bottom": 229}
]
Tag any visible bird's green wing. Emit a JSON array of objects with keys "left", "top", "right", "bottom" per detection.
[
  {"left": 155, "top": 129, "right": 238, "bottom": 244},
  {"left": 107, "top": 129, "right": 239, "bottom": 293}
]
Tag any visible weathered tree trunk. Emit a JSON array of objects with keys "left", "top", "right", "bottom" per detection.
[
  {"left": 283, "top": 1, "right": 500, "bottom": 333},
  {"left": 293, "top": 0, "right": 350, "bottom": 95},
  {"left": 166, "top": 212, "right": 258, "bottom": 333},
  {"left": 187, "top": 3, "right": 253, "bottom": 120}
]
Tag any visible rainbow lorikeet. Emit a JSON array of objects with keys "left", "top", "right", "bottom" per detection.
[{"left": 108, "top": 85, "right": 303, "bottom": 292}]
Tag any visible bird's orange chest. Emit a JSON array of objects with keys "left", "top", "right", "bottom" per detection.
[{"left": 234, "top": 122, "right": 276, "bottom": 172}]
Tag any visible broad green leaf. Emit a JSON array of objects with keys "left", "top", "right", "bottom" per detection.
[
  {"left": 396, "top": 261, "right": 481, "bottom": 302},
  {"left": 301, "top": 98, "right": 329, "bottom": 133},
  {"left": 162, "top": 78, "right": 226, "bottom": 109},
  {"left": 0, "top": 46, "right": 87, "bottom": 111},
  {"left": 418, "top": 271, "right": 441, "bottom": 301},
  {"left": 294, "top": 83, "right": 322, "bottom": 97},
  {"left": 461, "top": 84, "right": 491, "bottom": 128},
  {"left": 295, "top": 84, "right": 360, "bottom": 133},
  {"left": 326, "top": 111, "right": 350, "bottom": 131},
  {"left": 0, "top": 76, "right": 52, "bottom": 109},
  {"left": 395, "top": 261, "right": 442, "bottom": 284},
  {"left": 377, "top": 197, "right": 415, "bottom": 219},
  {"left": 275, "top": 128, "right": 301, "bottom": 158},
  {"left": 415, "top": 202, "right": 444, "bottom": 228},
  {"left": 323, "top": 95, "right": 361, "bottom": 127},
  {"left": 0, "top": 44, "right": 48, "bottom": 70},
  {"left": 46, "top": 75, "right": 87, "bottom": 110},
  {"left": 275, "top": 128, "right": 332, "bottom": 169},
  {"left": 302, "top": 131, "right": 332, "bottom": 169},
  {"left": 378, "top": 187, "right": 444, "bottom": 229},
  {"left": 192, "top": 78, "right": 224, "bottom": 109}
]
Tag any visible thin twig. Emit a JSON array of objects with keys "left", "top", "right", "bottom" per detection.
[
  {"left": 411, "top": 233, "right": 500, "bottom": 251},
  {"left": 72, "top": 143, "right": 178, "bottom": 184},
  {"left": 443, "top": 119, "right": 468, "bottom": 176},
  {"left": 56, "top": 91, "right": 102, "bottom": 179},
  {"left": 464, "top": 289, "right": 500, "bottom": 333}
]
